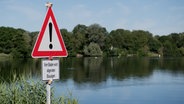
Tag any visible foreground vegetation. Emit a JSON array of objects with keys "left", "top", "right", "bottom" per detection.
[
  {"left": 0, "top": 24, "right": 184, "bottom": 57},
  {"left": 0, "top": 78, "right": 78, "bottom": 104}
]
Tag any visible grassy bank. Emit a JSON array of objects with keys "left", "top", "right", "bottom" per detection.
[{"left": 0, "top": 78, "right": 78, "bottom": 104}]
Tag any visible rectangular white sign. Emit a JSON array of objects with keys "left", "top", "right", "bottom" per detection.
[{"left": 42, "top": 59, "right": 60, "bottom": 80}]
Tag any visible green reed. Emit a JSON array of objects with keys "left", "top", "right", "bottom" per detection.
[{"left": 0, "top": 77, "right": 78, "bottom": 104}]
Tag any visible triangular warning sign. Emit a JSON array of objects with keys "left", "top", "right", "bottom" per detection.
[{"left": 32, "top": 7, "right": 68, "bottom": 58}]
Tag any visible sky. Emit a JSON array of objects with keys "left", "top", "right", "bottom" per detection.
[{"left": 0, "top": 0, "right": 184, "bottom": 35}]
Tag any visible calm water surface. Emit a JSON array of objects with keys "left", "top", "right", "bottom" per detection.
[{"left": 0, "top": 57, "right": 184, "bottom": 104}]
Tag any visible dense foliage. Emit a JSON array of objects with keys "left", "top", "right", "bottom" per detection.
[
  {"left": 0, "top": 78, "right": 78, "bottom": 104},
  {"left": 0, "top": 24, "right": 184, "bottom": 57},
  {"left": 0, "top": 27, "right": 31, "bottom": 58}
]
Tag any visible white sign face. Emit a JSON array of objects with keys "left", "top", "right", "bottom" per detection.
[
  {"left": 38, "top": 19, "right": 63, "bottom": 51},
  {"left": 42, "top": 59, "right": 60, "bottom": 80}
]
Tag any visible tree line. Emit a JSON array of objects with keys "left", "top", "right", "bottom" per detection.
[{"left": 0, "top": 24, "right": 184, "bottom": 58}]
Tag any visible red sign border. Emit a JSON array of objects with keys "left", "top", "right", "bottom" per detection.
[{"left": 32, "top": 7, "right": 68, "bottom": 58}]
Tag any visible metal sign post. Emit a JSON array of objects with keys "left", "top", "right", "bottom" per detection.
[
  {"left": 46, "top": 79, "right": 52, "bottom": 104},
  {"left": 47, "top": 84, "right": 51, "bottom": 104}
]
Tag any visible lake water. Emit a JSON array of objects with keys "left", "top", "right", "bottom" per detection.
[{"left": 0, "top": 57, "right": 184, "bottom": 104}]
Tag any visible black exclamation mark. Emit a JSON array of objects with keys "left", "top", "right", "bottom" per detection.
[{"left": 49, "top": 22, "right": 53, "bottom": 49}]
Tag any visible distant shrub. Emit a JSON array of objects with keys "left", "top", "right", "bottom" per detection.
[{"left": 84, "top": 42, "right": 103, "bottom": 57}]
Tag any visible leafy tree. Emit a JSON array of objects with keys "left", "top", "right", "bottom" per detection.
[
  {"left": 83, "top": 42, "right": 103, "bottom": 56},
  {"left": 29, "top": 31, "right": 39, "bottom": 47},
  {"left": 60, "top": 29, "right": 74, "bottom": 56},
  {"left": 72, "top": 24, "right": 88, "bottom": 53},
  {"left": 179, "top": 47, "right": 184, "bottom": 56},
  {"left": 131, "top": 30, "right": 152, "bottom": 53},
  {"left": 148, "top": 37, "right": 162, "bottom": 53},
  {"left": 0, "top": 27, "right": 31, "bottom": 57},
  {"left": 11, "top": 29, "right": 30, "bottom": 57},
  {"left": 1, "top": 24, "right": 184, "bottom": 57},
  {"left": 0, "top": 27, "right": 14, "bottom": 53},
  {"left": 86, "top": 24, "right": 108, "bottom": 49},
  {"left": 109, "top": 29, "right": 131, "bottom": 49},
  {"left": 162, "top": 40, "right": 179, "bottom": 56},
  {"left": 107, "top": 29, "right": 131, "bottom": 56},
  {"left": 158, "top": 35, "right": 181, "bottom": 56},
  {"left": 137, "top": 46, "right": 149, "bottom": 56}
]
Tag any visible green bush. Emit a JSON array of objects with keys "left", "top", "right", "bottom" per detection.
[{"left": 83, "top": 42, "right": 103, "bottom": 56}]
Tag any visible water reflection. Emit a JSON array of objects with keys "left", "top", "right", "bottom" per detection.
[
  {"left": 1, "top": 57, "right": 184, "bottom": 104},
  {"left": 0, "top": 57, "right": 184, "bottom": 83},
  {"left": 61, "top": 57, "right": 184, "bottom": 84},
  {"left": 0, "top": 58, "right": 41, "bottom": 82}
]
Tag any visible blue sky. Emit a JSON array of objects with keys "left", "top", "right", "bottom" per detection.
[{"left": 0, "top": 0, "right": 184, "bottom": 35}]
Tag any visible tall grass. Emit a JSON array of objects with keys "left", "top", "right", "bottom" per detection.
[{"left": 0, "top": 77, "right": 78, "bottom": 104}]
